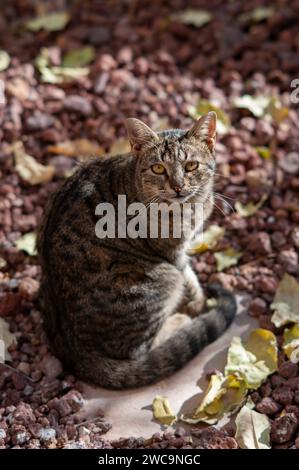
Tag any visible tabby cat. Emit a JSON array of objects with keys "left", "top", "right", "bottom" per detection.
[{"left": 37, "top": 111, "right": 236, "bottom": 389}]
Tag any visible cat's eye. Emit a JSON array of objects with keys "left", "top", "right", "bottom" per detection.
[
  {"left": 151, "top": 164, "right": 166, "bottom": 175},
  {"left": 185, "top": 161, "right": 199, "bottom": 172}
]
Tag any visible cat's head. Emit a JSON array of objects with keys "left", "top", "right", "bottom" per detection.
[{"left": 125, "top": 112, "right": 216, "bottom": 204}]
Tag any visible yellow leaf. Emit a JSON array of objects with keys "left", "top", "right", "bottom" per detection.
[
  {"left": 214, "top": 248, "right": 242, "bottom": 271},
  {"left": 62, "top": 46, "right": 95, "bottom": 67},
  {"left": 13, "top": 141, "right": 55, "bottom": 185},
  {"left": 152, "top": 396, "right": 177, "bottom": 426},
  {"left": 36, "top": 48, "right": 89, "bottom": 84},
  {"left": 26, "top": 11, "right": 70, "bottom": 32},
  {"left": 48, "top": 139, "right": 104, "bottom": 159},
  {"left": 225, "top": 329, "right": 278, "bottom": 389},
  {"left": 271, "top": 274, "right": 299, "bottom": 327},
  {"left": 189, "top": 100, "right": 230, "bottom": 134},
  {"left": 235, "top": 194, "right": 267, "bottom": 217},
  {"left": 235, "top": 401, "right": 271, "bottom": 449},
  {"left": 182, "top": 372, "right": 247, "bottom": 424},
  {"left": 283, "top": 324, "right": 299, "bottom": 359},
  {"left": 189, "top": 224, "right": 225, "bottom": 254}
]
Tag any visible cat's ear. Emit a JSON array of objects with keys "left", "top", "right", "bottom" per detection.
[
  {"left": 185, "top": 111, "right": 217, "bottom": 153},
  {"left": 125, "top": 118, "right": 159, "bottom": 155}
]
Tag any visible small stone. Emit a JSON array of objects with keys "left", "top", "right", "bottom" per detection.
[
  {"left": 255, "top": 397, "right": 280, "bottom": 415},
  {"left": 37, "top": 427, "right": 56, "bottom": 442},
  {"left": 64, "top": 95, "right": 92, "bottom": 116},
  {"left": 278, "top": 361, "right": 298, "bottom": 379},
  {"left": 248, "top": 232, "right": 272, "bottom": 255},
  {"left": 13, "top": 403, "right": 36, "bottom": 425},
  {"left": 277, "top": 249, "right": 298, "bottom": 274},
  {"left": 272, "top": 386, "right": 294, "bottom": 406},
  {"left": 18, "top": 277, "right": 39, "bottom": 301},
  {"left": 40, "top": 355, "right": 63, "bottom": 380},
  {"left": 270, "top": 413, "right": 298, "bottom": 444},
  {"left": 249, "top": 297, "right": 267, "bottom": 317},
  {"left": 26, "top": 111, "right": 54, "bottom": 131}
]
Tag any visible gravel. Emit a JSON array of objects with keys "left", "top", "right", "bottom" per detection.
[{"left": 0, "top": 0, "right": 299, "bottom": 450}]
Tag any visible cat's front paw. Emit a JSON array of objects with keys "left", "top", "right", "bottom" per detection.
[{"left": 185, "top": 296, "right": 206, "bottom": 317}]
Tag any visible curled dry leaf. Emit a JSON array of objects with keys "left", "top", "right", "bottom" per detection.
[
  {"left": 271, "top": 274, "right": 299, "bottom": 327},
  {"left": 189, "top": 224, "right": 225, "bottom": 254},
  {"left": 225, "top": 329, "right": 278, "bottom": 389},
  {"left": 235, "top": 400, "right": 271, "bottom": 449},
  {"left": 13, "top": 141, "right": 55, "bottom": 185},
  {"left": 48, "top": 139, "right": 104, "bottom": 160},
  {"left": 0, "top": 318, "right": 17, "bottom": 362},
  {"left": 152, "top": 396, "right": 177, "bottom": 426},
  {"left": 36, "top": 48, "right": 89, "bottom": 84},
  {"left": 182, "top": 372, "right": 247, "bottom": 425},
  {"left": 15, "top": 232, "right": 37, "bottom": 256},
  {"left": 214, "top": 247, "right": 242, "bottom": 271}
]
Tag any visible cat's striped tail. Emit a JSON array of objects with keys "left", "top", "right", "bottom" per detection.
[{"left": 74, "top": 284, "right": 237, "bottom": 389}]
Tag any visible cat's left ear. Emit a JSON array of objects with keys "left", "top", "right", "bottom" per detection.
[
  {"left": 185, "top": 111, "right": 217, "bottom": 154},
  {"left": 125, "top": 118, "right": 159, "bottom": 156}
]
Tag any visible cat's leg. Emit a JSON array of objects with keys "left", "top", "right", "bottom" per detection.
[
  {"left": 183, "top": 264, "right": 205, "bottom": 316},
  {"left": 151, "top": 313, "right": 192, "bottom": 348}
]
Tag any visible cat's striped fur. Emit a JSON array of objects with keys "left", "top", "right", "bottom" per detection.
[{"left": 37, "top": 113, "right": 236, "bottom": 389}]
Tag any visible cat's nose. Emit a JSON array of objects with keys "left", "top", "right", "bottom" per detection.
[{"left": 173, "top": 185, "right": 183, "bottom": 194}]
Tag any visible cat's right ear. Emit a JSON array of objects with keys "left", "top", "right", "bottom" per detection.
[{"left": 125, "top": 118, "right": 159, "bottom": 155}]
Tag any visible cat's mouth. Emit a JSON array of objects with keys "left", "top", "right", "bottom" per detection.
[{"left": 160, "top": 193, "right": 192, "bottom": 203}]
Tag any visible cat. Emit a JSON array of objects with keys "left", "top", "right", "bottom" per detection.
[{"left": 37, "top": 111, "right": 236, "bottom": 389}]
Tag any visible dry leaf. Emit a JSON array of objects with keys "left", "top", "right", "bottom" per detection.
[
  {"left": 15, "top": 232, "right": 37, "bottom": 256},
  {"left": 225, "top": 329, "right": 278, "bottom": 389},
  {"left": 48, "top": 139, "right": 104, "bottom": 159},
  {"left": 235, "top": 401, "right": 271, "bottom": 449},
  {"left": 13, "top": 141, "right": 55, "bottom": 185},
  {"left": 271, "top": 274, "right": 299, "bottom": 327},
  {"left": 109, "top": 138, "right": 131, "bottom": 156},
  {"left": 0, "top": 318, "right": 17, "bottom": 362},
  {"left": 0, "top": 50, "right": 10, "bottom": 72},
  {"left": 255, "top": 146, "right": 271, "bottom": 160},
  {"left": 26, "top": 11, "right": 70, "bottom": 32},
  {"left": 234, "top": 95, "right": 288, "bottom": 123},
  {"left": 182, "top": 372, "right": 247, "bottom": 424},
  {"left": 62, "top": 46, "right": 95, "bottom": 67},
  {"left": 239, "top": 7, "right": 275, "bottom": 23},
  {"left": 235, "top": 194, "right": 267, "bottom": 217},
  {"left": 189, "top": 225, "right": 225, "bottom": 254},
  {"left": 170, "top": 9, "right": 212, "bottom": 28},
  {"left": 152, "top": 396, "right": 177, "bottom": 426},
  {"left": 36, "top": 48, "right": 89, "bottom": 84},
  {"left": 0, "top": 257, "right": 7, "bottom": 269},
  {"left": 283, "top": 324, "right": 299, "bottom": 359},
  {"left": 214, "top": 248, "right": 242, "bottom": 271}
]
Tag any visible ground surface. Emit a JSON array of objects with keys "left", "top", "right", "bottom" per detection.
[{"left": 0, "top": 0, "right": 299, "bottom": 449}]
